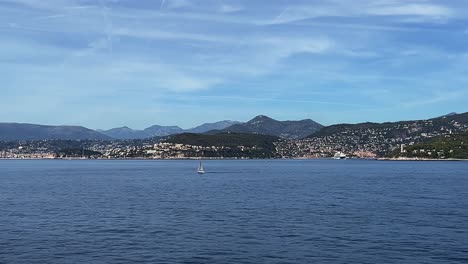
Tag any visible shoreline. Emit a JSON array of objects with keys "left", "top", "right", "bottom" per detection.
[
  {"left": 1, "top": 157, "right": 467, "bottom": 161},
  {"left": 378, "top": 157, "right": 468, "bottom": 162}
]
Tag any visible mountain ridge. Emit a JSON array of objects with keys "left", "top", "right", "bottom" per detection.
[
  {"left": 99, "top": 120, "right": 241, "bottom": 139},
  {"left": 2, "top": 112, "right": 466, "bottom": 142},
  {"left": 214, "top": 115, "right": 323, "bottom": 139},
  {"left": 0, "top": 123, "right": 111, "bottom": 141}
]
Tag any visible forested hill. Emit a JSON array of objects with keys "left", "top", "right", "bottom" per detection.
[
  {"left": 389, "top": 132, "right": 468, "bottom": 159},
  {"left": 165, "top": 132, "right": 279, "bottom": 148},
  {"left": 308, "top": 112, "right": 468, "bottom": 139}
]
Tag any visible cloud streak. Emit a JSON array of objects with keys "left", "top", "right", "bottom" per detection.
[
  {"left": 195, "top": 95, "right": 363, "bottom": 107},
  {"left": 271, "top": 1, "right": 454, "bottom": 25},
  {"left": 219, "top": 4, "right": 243, "bottom": 13}
]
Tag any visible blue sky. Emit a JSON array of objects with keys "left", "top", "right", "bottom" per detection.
[{"left": 1, "top": 0, "right": 468, "bottom": 129}]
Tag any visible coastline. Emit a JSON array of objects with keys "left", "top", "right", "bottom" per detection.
[
  {"left": 378, "top": 157, "right": 468, "bottom": 162},
  {"left": 1, "top": 157, "right": 467, "bottom": 161}
]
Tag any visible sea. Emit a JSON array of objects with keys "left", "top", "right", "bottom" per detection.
[{"left": 1, "top": 159, "right": 467, "bottom": 264}]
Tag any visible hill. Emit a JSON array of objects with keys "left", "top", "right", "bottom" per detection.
[
  {"left": 389, "top": 132, "right": 468, "bottom": 159},
  {"left": 300, "top": 112, "right": 468, "bottom": 157},
  {"left": 308, "top": 112, "right": 468, "bottom": 139},
  {"left": 216, "top": 115, "right": 323, "bottom": 139},
  {"left": 166, "top": 132, "right": 279, "bottom": 147},
  {"left": 0, "top": 123, "right": 111, "bottom": 141},
  {"left": 165, "top": 132, "right": 280, "bottom": 158}
]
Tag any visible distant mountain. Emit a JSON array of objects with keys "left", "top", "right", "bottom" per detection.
[
  {"left": 98, "top": 127, "right": 149, "bottom": 140},
  {"left": 215, "top": 115, "right": 323, "bottom": 139},
  {"left": 101, "top": 116, "right": 322, "bottom": 140},
  {"left": 100, "top": 125, "right": 184, "bottom": 139},
  {"left": 437, "top": 112, "right": 458, "bottom": 118},
  {"left": 143, "top": 125, "right": 184, "bottom": 137},
  {"left": 0, "top": 123, "right": 111, "bottom": 141},
  {"left": 186, "top": 120, "right": 241, "bottom": 133},
  {"left": 100, "top": 121, "right": 240, "bottom": 140}
]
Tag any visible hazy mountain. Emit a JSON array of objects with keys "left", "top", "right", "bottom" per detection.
[
  {"left": 186, "top": 120, "right": 241, "bottom": 133},
  {"left": 100, "top": 125, "right": 184, "bottom": 139},
  {"left": 0, "top": 123, "right": 111, "bottom": 141},
  {"left": 216, "top": 115, "right": 323, "bottom": 139},
  {"left": 99, "top": 127, "right": 149, "bottom": 140},
  {"left": 100, "top": 121, "right": 241, "bottom": 139},
  {"left": 437, "top": 112, "right": 458, "bottom": 118},
  {"left": 143, "top": 125, "right": 185, "bottom": 137}
]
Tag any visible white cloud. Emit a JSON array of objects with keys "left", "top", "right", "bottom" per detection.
[
  {"left": 77, "top": 60, "right": 223, "bottom": 92},
  {"left": 261, "top": 37, "right": 334, "bottom": 58},
  {"left": 219, "top": 4, "right": 243, "bottom": 13},
  {"left": 367, "top": 3, "right": 452, "bottom": 18},
  {"left": 272, "top": 6, "right": 339, "bottom": 24},
  {"left": 115, "top": 62, "right": 223, "bottom": 92},
  {"left": 193, "top": 95, "right": 362, "bottom": 107},
  {"left": 160, "top": 0, "right": 192, "bottom": 10},
  {"left": 113, "top": 27, "right": 224, "bottom": 43},
  {"left": 271, "top": 1, "right": 454, "bottom": 25},
  {"left": 5, "top": 0, "right": 87, "bottom": 11},
  {"left": 400, "top": 91, "right": 464, "bottom": 108}
]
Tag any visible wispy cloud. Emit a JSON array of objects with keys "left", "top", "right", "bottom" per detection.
[
  {"left": 368, "top": 3, "right": 452, "bottom": 17},
  {"left": 32, "top": 14, "right": 68, "bottom": 20},
  {"left": 160, "top": 0, "right": 192, "bottom": 10},
  {"left": 399, "top": 90, "right": 465, "bottom": 108},
  {"left": 219, "top": 4, "right": 243, "bottom": 13},
  {"left": 262, "top": 37, "right": 333, "bottom": 58},
  {"left": 195, "top": 95, "right": 363, "bottom": 107},
  {"left": 113, "top": 27, "right": 225, "bottom": 43},
  {"left": 271, "top": 1, "right": 454, "bottom": 25},
  {"left": 4, "top": 0, "right": 90, "bottom": 11}
]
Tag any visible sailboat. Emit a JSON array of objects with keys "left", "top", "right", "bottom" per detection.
[{"left": 197, "top": 160, "right": 205, "bottom": 174}]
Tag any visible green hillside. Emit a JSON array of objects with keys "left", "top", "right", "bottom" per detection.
[
  {"left": 165, "top": 132, "right": 279, "bottom": 158},
  {"left": 390, "top": 133, "right": 468, "bottom": 159}
]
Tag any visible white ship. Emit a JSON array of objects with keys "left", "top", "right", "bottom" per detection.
[{"left": 333, "top": 152, "right": 347, "bottom": 159}]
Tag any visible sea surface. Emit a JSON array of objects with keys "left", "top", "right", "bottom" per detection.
[{"left": 1, "top": 159, "right": 468, "bottom": 264}]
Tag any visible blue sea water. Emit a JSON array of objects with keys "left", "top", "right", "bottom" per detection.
[{"left": 1, "top": 159, "right": 468, "bottom": 264}]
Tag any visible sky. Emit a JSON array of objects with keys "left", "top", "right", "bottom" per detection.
[{"left": 1, "top": 0, "right": 468, "bottom": 129}]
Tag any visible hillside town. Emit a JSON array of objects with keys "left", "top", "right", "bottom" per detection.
[
  {"left": 0, "top": 141, "right": 273, "bottom": 159},
  {"left": 276, "top": 118, "right": 468, "bottom": 158}
]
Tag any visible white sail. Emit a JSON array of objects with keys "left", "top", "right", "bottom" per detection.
[{"left": 197, "top": 161, "right": 205, "bottom": 174}]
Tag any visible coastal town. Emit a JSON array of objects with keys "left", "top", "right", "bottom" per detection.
[
  {"left": 0, "top": 141, "right": 274, "bottom": 160},
  {"left": 1, "top": 113, "right": 468, "bottom": 160},
  {"left": 276, "top": 118, "right": 468, "bottom": 159}
]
